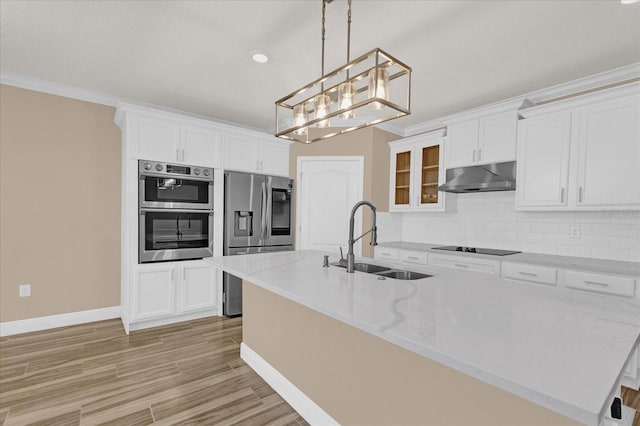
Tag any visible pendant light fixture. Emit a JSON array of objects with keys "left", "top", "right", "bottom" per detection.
[{"left": 275, "top": 0, "right": 412, "bottom": 144}]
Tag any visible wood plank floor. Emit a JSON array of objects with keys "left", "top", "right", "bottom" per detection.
[
  {"left": 1, "top": 316, "right": 639, "bottom": 425},
  {"left": 0, "top": 317, "right": 307, "bottom": 426}
]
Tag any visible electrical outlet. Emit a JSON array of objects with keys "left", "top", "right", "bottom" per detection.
[
  {"left": 570, "top": 225, "right": 581, "bottom": 239},
  {"left": 19, "top": 284, "right": 31, "bottom": 297}
]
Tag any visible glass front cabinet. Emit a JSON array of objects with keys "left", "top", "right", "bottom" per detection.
[{"left": 389, "top": 131, "right": 449, "bottom": 212}]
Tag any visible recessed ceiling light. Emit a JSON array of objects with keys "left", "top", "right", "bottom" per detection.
[
  {"left": 621, "top": 0, "right": 639, "bottom": 4},
  {"left": 252, "top": 52, "right": 269, "bottom": 64}
]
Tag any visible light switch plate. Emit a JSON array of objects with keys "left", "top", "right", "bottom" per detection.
[
  {"left": 19, "top": 284, "right": 31, "bottom": 297},
  {"left": 570, "top": 225, "right": 581, "bottom": 239}
]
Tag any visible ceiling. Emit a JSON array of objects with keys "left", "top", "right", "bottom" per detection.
[{"left": 1, "top": 0, "right": 639, "bottom": 133}]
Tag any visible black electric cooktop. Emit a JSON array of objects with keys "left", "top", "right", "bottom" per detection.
[{"left": 432, "top": 246, "right": 521, "bottom": 256}]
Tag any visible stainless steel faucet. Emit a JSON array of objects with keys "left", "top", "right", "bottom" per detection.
[{"left": 347, "top": 201, "right": 378, "bottom": 273}]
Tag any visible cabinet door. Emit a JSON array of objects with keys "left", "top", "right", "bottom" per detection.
[
  {"left": 389, "top": 147, "right": 413, "bottom": 210},
  {"left": 133, "top": 116, "right": 180, "bottom": 162},
  {"left": 575, "top": 96, "right": 640, "bottom": 208},
  {"left": 181, "top": 263, "right": 217, "bottom": 313},
  {"left": 224, "top": 133, "right": 260, "bottom": 173},
  {"left": 415, "top": 139, "right": 445, "bottom": 210},
  {"left": 445, "top": 120, "right": 478, "bottom": 168},
  {"left": 181, "top": 126, "right": 221, "bottom": 168},
  {"left": 478, "top": 111, "right": 517, "bottom": 164},
  {"left": 516, "top": 113, "right": 571, "bottom": 209},
  {"left": 133, "top": 265, "right": 175, "bottom": 320},
  {"left": 259, "top": 140, "right": 290, "bottom": 176}
]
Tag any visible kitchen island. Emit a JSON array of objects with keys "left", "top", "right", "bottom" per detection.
[{"left": 211, "top": 250, "right": 640, "bottom": 426}]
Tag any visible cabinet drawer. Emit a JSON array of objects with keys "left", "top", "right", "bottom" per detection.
[
  {"left": 429, "top": 254, "right": 500, "bottom": 275},
  {"left": 502, "top": 262, "right": 557, "bottom": 286},
  {"left": 399, "top": 250, "right": 428, "bottom": 265},
  {"left": 374, "top": 247, "right": 399, "bottom": 261},
  {"left": 565, "top": 270, "right": 636, "bottom": 297}
]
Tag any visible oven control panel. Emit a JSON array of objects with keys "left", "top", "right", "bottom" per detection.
[{"left": 139, "top": 161, "right": 213, "bottom": 180}]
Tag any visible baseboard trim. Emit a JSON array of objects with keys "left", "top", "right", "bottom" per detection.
[
  {"left": 240, "top": 342, "right": 340, "bottom": 426},
  {"left": 0, "top": 306, "right": 120, "bottom": 337}
]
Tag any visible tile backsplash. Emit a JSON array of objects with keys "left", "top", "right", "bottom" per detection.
[{"left": 379, "top": 192, "right": 640, "bottom": 262}]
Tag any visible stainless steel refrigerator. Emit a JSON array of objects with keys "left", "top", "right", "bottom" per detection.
[{"left": 223, "top": 171, "right": 294, "bottom": 316}]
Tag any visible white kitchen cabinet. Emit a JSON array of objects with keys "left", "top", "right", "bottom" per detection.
[
  {"left": 575, "top": 96, "right": 640, "bottom": 208},
  {"left": 429, "top": 253, "right": 500, "bottom": 275},
  {"left": 181, "top": 262, "right": 217, "bottom": 313},
  {"left": 398, "top": 249, "right": 429, "bottom": 267},
  {"left": 389, "top": 132, "right": 450, "bottom": 212},
  {"left": 516, "top": 112, "right": 572, "bottom": 209},
  {"left": 120, "top": 108, "right": 221, "bottom": 167},
  {"left": 224, "top": 131, "right": 290, "bottom": 176},
  {"left": 565, "top": 270, "right": 636, "bottom": 298},
  {"left": 445, "top": 110, "right": 518, "bottom": 169},
  {"left": 133, "top": 264, "right": 176, "bottom": 321},
  {"left": 501, "top": 262, "right": 558, "bottom": 286},
  {"left": 374, "top": 246, "right": 399, "bottom": 262},
  {"left": 131, "top": 260, "right": 218, "bottom": 326},
  {"left": 517, "top": 90, "right": 640, "bottom": 211}
]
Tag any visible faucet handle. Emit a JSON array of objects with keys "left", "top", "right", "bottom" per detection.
[
  {"left": 340, "top": 246, "right": 344, "bottom": 260},
  {"left": 323, "top": 255, "right": 330, "bottom": 267}
]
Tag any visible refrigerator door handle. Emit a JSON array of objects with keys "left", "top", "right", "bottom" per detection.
[
  {"left": 266, "top": 180, "right": 272, "bottom": 242},
  {"left": 260, "top": 181, "right": 267, "bottom": 242}
]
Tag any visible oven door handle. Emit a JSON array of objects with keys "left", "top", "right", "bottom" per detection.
[
  {"left": 140, "top": 208, "right": 214, "bottom": 214},
  {"left": 260, "top": 181, "right": 267, "bottom": 241},
  {"left": 266, "top": 180, "right": 272, "bottom": 241}
]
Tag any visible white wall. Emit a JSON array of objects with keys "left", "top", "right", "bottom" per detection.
[{"left": 390, "top": 192, "right": 639, "bottom": 262}]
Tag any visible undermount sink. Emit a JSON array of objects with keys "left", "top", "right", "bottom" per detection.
[
  {"left": 332, "top": 262, "right": 391, "bottom": 274},
  {"left": 331, "top": 262, "right": 431, "bottom": 280},
  {"left": 376, "top": 270, "right": 432, "bottom": 280}
]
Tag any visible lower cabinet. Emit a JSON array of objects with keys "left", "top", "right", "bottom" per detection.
[
  {"left": 429, "top": 253, "right": 500, "bottom": 275},
  {"left": 132, "top": 260, "right": 218, "bottom": 324}
]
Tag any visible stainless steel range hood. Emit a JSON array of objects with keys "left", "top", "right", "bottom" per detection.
[{"left": 438, "top": 161, "right": 516, "bottom": 193}]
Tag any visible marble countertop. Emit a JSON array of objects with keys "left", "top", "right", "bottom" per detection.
[
  {"left": 210, "top": 250, "right": 640, "bottom": 426},
  {"left": 378, "top": 241, "right": 640, "bottom": 277}
]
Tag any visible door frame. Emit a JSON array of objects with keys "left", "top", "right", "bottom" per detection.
[{"left": 296, "top": 156, "right": 364, "bottom": 254}]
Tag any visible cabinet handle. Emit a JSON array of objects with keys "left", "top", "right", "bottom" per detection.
[
  {"left": 183, "top": 268, "right": 186, "bottom": 281},
  {"left": 176, "top": 148, "right": 180, "bottom": 161},
  {"left": 181, "top": 149, "right": 185, "bottom": 162},
  {"left": 578, "top": 187, "right": 583, "bottom": 203},
  {"left": 171, "top": 269, "right": 174, "bottom": 283},
  {"left": 584, "top": 280, "right": 609, "bottom": 287},
  {"left": 478, "top": 148, "right": 482, "bottom": 161},
  {"left": 518, "top": 271, "right": 538, "bottom": 277},
  {"left": 472, "top": 149, "right": 476, "bottom": 162},
  {"left": 408, "top": 256, "right": 419, "bottom": 260},
  {"left": 560, "top": 188, "right": 565, "bottom": 203},
  {"left": 454, "top": 263, "right": 469, "bottom": 268}
]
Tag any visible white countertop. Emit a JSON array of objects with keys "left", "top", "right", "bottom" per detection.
[
  {"left": 378, "top": 241, "right": 640, "bottom": 277},
  {"left": 210, "top": 250, "right": 640, "bottom": 426}
]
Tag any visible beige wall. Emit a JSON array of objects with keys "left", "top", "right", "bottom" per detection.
[
  {"left": 288, "top": 127, "right": 399, "bottom": 257},
  {"left": 244, "top": 281, "right": 581, "bottom": 426},
  {"left": 0, "top": 85, "right": 121, "bottom": 322}
]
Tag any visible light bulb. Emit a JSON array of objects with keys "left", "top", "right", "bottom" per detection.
[
  {"left": 338, "top": 82, "right": 355, "bottom": 119},
  {"left": 293, "top": 104, "right": 308, "bottom": 136},
  {"left": 368, "top": 67, "right": 390, "bottom": 110},
  {"left": 314, "top": 94, "right": 330, "bottom": 128}
]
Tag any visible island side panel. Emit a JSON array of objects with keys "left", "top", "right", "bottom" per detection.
[{"left": 242, "top": 281, "right": 582, "bottom": 426}]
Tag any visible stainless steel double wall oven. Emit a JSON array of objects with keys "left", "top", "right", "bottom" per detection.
[{"left": 139, "top": 161, "right": 214, "bottom": 263}]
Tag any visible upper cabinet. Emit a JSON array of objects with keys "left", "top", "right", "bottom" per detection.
[
  {"left": 115, "top": 105, "right": 291, "bottom": 176},
  {"left": 116, "top": 106, "right": 222, "bottom": 167},
  {"left": 389, "top": 131, "right": 451, "bottom": 212},
  {"left": 445, "top": 110, "right": 520, "bottom": 169},
  {"left": 223, "top": 131, "right": 290, "bottom": 177},
  {"left": 517, "top": 88, "right": 640, "bottom": 211}
]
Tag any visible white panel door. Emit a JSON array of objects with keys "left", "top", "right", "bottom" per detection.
[
  {"left": 576, "top": 96, "right": 640, "bottom": 208},
  {"left": 181, "top": 262, "right": 216, "bottom": 313},
  {"left": 259, "top": 140, "right": 290, "bottom": 177},
  {"left": 297, "top": 157, "right": 364, "bottom": 255},
  {"left": 224, "top": 132, "right": 260, "bottom": 173},
  {"left": 478, "top": 111, "right": 517, "bottom": 164},
  {"left": 181, "top": 126, "right": 221, "bottom": 168},
  {"left": 445, "top": 120, "right": 478, "bottom": 168},
  {"left": 134, "top": 117, "right": 180, "bottom": 162},
  {"left": 516, "top": 112, "right": 572, "bottom": 209},
  {"left": 133, "top": 265, "right": 175, "bottom": 320}
]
